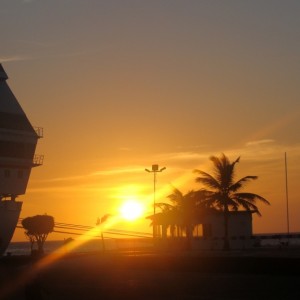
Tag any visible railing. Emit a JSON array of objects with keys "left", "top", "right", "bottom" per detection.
[
  {"left": 33, "top": 154, "right": 44, "bottom": 166},
  {"left": 34, "top": 127, "right": 43, "bottom": 138}
]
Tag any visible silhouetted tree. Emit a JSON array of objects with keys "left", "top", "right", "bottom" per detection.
[
  {"left": 154, "top": 202, "right": 178, "bottom": 238},
  {"left": 166, "top": 188, "right": 197, "bottom": 241},
  {"left": 155, "top": 187, "right": 209, "bottom": 244},
  {"left": 194, "top": 153, "right": 270, "bottom": 250},
  {"left": 22, "top": 215, "right": 55, "bottom": 255}
]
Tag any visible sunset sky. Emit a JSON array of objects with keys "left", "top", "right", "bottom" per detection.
[{"left": 1, "top": 1, "right": 299, "bottom": 241}]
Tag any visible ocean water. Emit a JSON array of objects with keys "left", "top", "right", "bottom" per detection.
[
  {"left": 5, "top": 238, "right": 153, "bottom": 256},
  {"left": 5, "top": 236, "right": 300, "bottom": 256}
]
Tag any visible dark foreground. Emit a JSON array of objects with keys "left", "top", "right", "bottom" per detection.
[{"left": 1, "top": 249, "right": 300, "bottom": 300}]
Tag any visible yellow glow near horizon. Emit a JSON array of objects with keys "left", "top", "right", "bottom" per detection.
[{"left": 120, "top": 200, "right": 144, "bottom": 221}]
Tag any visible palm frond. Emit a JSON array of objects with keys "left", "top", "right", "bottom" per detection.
[
  {"left": 230, "top": 156, "right": 240, "bottom": 177},
  {"left": 233, "top": 197, "right": 262, "bottom": 216},
  {"left": 209, "top": 154, "right": 240, "bottom": 189},
  {"left": 205, "top": 192, "right": 225, "bottom": 210},
  {"left": 155, "top": 202, "right": 175, "bottom": 212},
  {"left": 234, "top": 193, "right": 270, "bottom": 205},
  {"left": 210, "top": 155, "right": 224, "bottom": 183},
  {"left": 230, "top": 176, "right": 258, "bottom": 192},
  {"left": 194, "top": 170, "right": 220, "bottom": 190},
  {"left": 167, "top": 187, "right": 183, "bottom": 205}
]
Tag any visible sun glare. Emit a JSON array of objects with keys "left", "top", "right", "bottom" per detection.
[{"left": 120, "top": 200, "right": 144, "bottom": 221}]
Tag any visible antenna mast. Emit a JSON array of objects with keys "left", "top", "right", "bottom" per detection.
[{"left": 285, "top": 152, "right": 290, "bottom": 235}]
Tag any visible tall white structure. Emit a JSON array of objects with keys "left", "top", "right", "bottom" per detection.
[{"left": 0, "top": 64, "right": 43, "bottom": 254}]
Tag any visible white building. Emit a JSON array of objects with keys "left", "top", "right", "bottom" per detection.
[
  {"left": 0, "top": 64, "right": 42, "bottom": 254},
  {"left": 152, "top": 210, "right": 255, "bottom": 250},
  {"left": 193, "top": 211, "right": 254, "bottom": 250}
]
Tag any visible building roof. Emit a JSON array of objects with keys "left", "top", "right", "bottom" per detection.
[
  {"left": 0, "top": 64, "right": 36, "bottom": 133},
  {"left": 0, "top": 64, "right": 8, "bottom": 80}
]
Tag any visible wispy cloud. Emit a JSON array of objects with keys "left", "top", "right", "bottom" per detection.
[
  {"left": 91, "top": 167, "right": 143, "bottom": 176},
  {"left": 157, "top": 140, "right": 300, "bottom": 168},
  {"left": 246, "top": 139, "right": 275, "bottom": 147},
  {"left": 29, "top": 141, "right": 300, "bottom": 196},
  {"left": 158, "top": 151, "right": 207, "bottom": 162},
  {"left": 33, "top": 166, "right": 144, "bottom": 183},
  {"left": 0, "top": 55, "right": 30, "bottom": 63}
]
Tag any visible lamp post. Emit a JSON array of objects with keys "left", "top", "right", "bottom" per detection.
[{"left": 145, "top": 164, "right": 166, "bottom": 238}]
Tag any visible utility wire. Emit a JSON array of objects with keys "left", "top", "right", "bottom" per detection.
[{"left": 17, "top": 220, "right": 152, "bottom": 238}]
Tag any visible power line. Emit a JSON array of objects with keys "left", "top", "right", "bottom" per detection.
[{"left": 17, "top": 220, "right": 152, "bottom": 238}]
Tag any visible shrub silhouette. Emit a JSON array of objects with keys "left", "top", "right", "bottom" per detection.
[{"left": 22, "top": 215, "right": 55, "bottom": 255}]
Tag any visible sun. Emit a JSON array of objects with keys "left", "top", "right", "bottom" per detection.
[{"left": 120, "top": 200, "right": 144, "bottom": 221}]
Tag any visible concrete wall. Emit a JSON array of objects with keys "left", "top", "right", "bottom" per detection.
[{"left": 202, "top": 212, "right": 252, "bottom": 239}]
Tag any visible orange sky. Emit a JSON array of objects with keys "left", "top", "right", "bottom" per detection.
[{"left": 0, "top": 1, "right": 299, "bottom": 241}]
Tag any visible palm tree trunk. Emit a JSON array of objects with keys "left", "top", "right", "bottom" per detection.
[
  {"left": 162, "top": 224, "right": 167, "bottom": 239},
  {"left": 186, "top": 225, "right": 192, "bottom": 250},
  {"left": 223, "top": 206, "right": 230, "bottom": 251}
]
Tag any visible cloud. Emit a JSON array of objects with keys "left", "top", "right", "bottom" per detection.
[
  {"left": 246, "top": 139, "right": 275, "bottom": 147},
  {"left": 29, "top": 141, "right": 300, "bottom": 197},
  {"left": 158, "top": 151, "right": 206, "bottom": 162},
  {"left": 91, "top": 167, "right": 143, "bottom": 176},
  {"left": 32, "top": 166, "right": 144, "bottom": 183},
  {"left": 0, "top": 55, "right": 29, "bottom": 63},
  {"left": 156, "top": 140, "right": 300, "bottom": 169}
]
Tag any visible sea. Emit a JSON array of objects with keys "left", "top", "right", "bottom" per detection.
[
  {"left": 5, "top": 238, "right": 154, "bottom": 256},
  {"left": 5, "top": 235, "right": 300, "bottom": 256}
]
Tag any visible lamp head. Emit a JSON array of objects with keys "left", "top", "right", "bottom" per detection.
[{"left": 152, "top": 164, "right": 159, "bottom": 171}]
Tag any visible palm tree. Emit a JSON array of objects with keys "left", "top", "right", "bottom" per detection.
[
  {"left": 155, "top": 187, "right": 207, "bottom": 243},
  {"left": 166, "top": 188, "right": 197, "bottom": 240},
  {"left": 153, "top": 202, "right": 178, "bottom": 238},
  {"left": 194, "top": 153, "right": 270, "bottom": 250}
]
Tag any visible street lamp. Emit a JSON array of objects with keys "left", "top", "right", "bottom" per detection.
[{"left": 145, "top": 164, "right": 166, "bottom": 238}]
